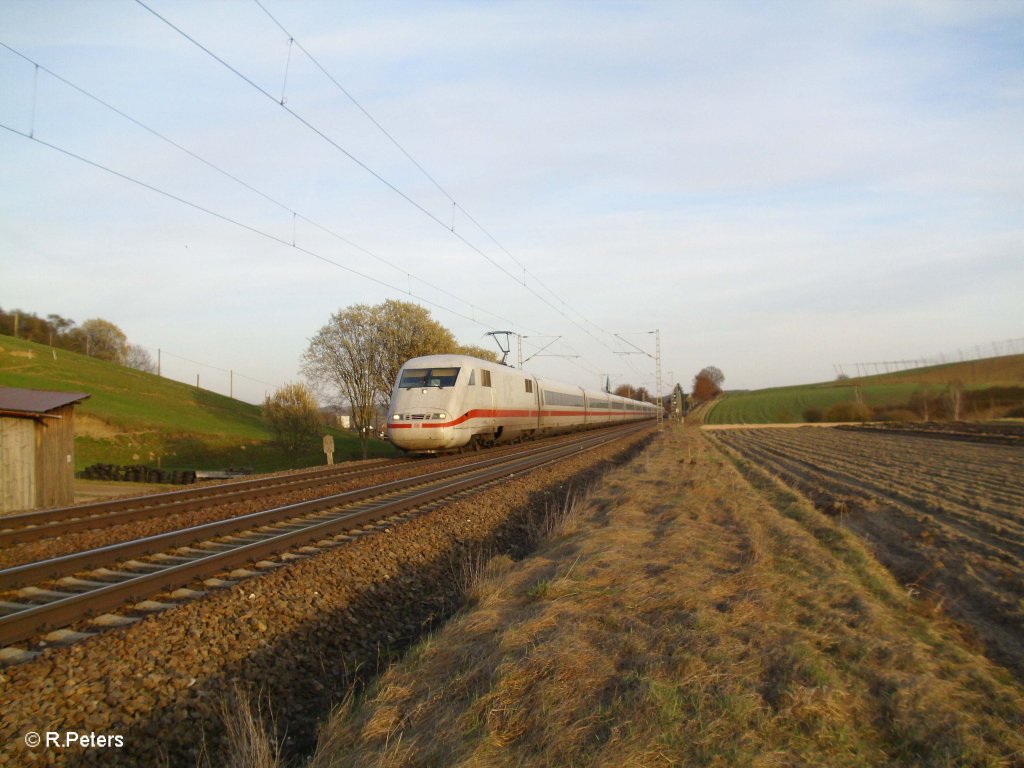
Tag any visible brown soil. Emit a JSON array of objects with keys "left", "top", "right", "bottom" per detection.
[{"left": 709, "top": 426, "right": 1024, "bottom": 678}]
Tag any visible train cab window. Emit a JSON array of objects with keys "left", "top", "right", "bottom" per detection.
[
  {"left": 481, "top": 369, "right": 492, "bottom": 387},
  {"left": 525, "top": 379, "right": 533, "bottom": 393},
  {"left": 400, "top": 367, "right": 460, "bottom": 388}
]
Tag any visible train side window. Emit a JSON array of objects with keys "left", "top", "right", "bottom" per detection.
[
  {"left": 525, "top": 379, "right": 533, "bottom": 393},
  {"left": 481, "top": 370, "right": 492, "bottom": 387}
]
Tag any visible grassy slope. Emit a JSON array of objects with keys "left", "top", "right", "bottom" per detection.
[
  {"left": 0, "top": 335, "right": 396, "bottom": 470},
  {"left": 310, "top": 426, "right": 1024, "bottom": 767},
  {"left": 707, "top": 354, "right": 1024, "bottom": 424}
]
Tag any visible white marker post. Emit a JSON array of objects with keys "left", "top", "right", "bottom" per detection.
[{"left": 323, "top": 435, "right": 335, "bottom": 466}]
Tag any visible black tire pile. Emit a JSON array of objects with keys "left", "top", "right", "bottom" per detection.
[{"left": 78, "top": 463, "right": 197, "bottom": 484}]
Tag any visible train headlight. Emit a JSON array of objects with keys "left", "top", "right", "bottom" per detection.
[{"left": 391, "top": 414, "right": 401, "bottom": 421}]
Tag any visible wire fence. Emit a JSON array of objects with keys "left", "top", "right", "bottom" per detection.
[
  {"left": 833, "top": 337, "right": 1024, "bottom": 379},
  {"left": 137, "top": 345, "right": 281, "bottom": 405}
]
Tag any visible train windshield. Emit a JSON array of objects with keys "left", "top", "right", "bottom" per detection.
[{"left": 399, "top": 367, "right": 460, "bottom": 388}]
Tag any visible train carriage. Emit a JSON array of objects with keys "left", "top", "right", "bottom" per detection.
[
  {"left": 387, "top": 354, "right": 657, "bottom": 454},
  {"left": 535, "top": 378, "right": 588, "bottom": 433}
]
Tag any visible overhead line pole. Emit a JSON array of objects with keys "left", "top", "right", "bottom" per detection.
[
  {"left": 655, "top": 329, "right": 662, "bottom": 431},
  {"left": 613, "top": 330, "right": 664, "bottom": 431}
]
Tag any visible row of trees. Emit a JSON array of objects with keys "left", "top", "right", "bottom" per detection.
[
  {"left": 297, "top": 300, "right": 498, "bottom": 458},
  {"left": 612, "top": 384, "right": 652, "bottom": 402},
  {"left": 0, "top": 307, "right": 155, "bottom": 372}
]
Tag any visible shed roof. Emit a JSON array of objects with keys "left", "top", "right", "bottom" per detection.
[{"left": 0, "top": 387, "right": 90, "bottom": 417}]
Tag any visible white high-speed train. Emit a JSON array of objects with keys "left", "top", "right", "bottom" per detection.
[{"left": 386, "top": 354, "right": 658, "bottom": 454}]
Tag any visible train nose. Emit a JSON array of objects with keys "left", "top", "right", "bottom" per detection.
[{"left": 387, "top": 410, "right": 456, "bottom": 452}]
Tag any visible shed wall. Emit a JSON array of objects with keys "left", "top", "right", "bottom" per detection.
[
  {"left": 35, "top": 404, "right": 76, "bottom": 508},
  {"left": 0, "top": 416, "right": 36, "bottom": 513}
]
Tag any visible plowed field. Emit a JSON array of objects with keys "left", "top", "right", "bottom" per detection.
[{"left": 708, "top": 426, "right": 1024, "bottom": 678}]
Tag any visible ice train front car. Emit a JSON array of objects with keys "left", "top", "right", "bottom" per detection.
[
  {"left": 386, "top": 354, "right": 658, "bottom": 455},
  {"left": 386, "top": 354, "right": 540, "bottom": 454}
]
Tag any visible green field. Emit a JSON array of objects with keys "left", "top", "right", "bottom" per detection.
[
  {"left": 706, "top": 355, "right": 1024, "bottom": 425},
  {"left": 0, "top": 335, "right": 397, "bottom": 471}
]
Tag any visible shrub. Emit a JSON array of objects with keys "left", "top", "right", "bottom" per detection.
[
  {"left": 263, "top": 383, "right": 322, "bottom": 464},
  {"left": 803, "top": 407, "right": 823, "bottom": 423},
  {"left": 823, "top": 402, "right": 873, "bottom": 422}
]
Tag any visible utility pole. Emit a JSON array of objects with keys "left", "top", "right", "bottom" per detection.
[
  {"left": 655, "top": 329, "right": 663, "bottom": 431},
  {"left": 613, "top": 329, "right": 665, "bottom": 431}
]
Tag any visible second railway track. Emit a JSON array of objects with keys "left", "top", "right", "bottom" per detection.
[
  {"left": 0, "top": 422, "right": 650, "bottom": 651},
  {"left": 0, "top": 457, "right": 411, "bottom": 547}
]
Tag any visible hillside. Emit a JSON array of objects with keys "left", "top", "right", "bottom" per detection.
[
  {"left": 0, "top": 335, "right": 395, "bottom": 471},
  {"left": 706, "top": 354, "right": 1024, "bottom": 425}
]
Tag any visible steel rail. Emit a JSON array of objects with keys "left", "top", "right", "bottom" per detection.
[
  {"left": 0, "top": 436, "right": 593, "bottom": 590},
  {"left": 0, "top": 458, "right": 410, "bottom": 545},
  {"left": 0, "top": 424, "right": 635, "bottom": 545},
  {"left": 0, "top": 423, "right": 650, "bottom": 646}
]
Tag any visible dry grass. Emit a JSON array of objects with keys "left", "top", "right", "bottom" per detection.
[
  {"left": 211, "top": 682, "right": 282, "bottom": 768},
  {"left": 309, "top": 425, "right": 1024, "bottom": 767}
]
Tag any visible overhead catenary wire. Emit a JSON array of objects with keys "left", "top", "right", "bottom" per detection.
[
  {"left": 134, "top": 0, "right": 631, "bottom": 361},
  {"left": 252, "top": 0, "right": 458, "bottom": 208},
  {"left": 132, "top": 1, "right": 578, "bottom": 341},
  {"left": 4, "top": 12, "right": 658, "bottom": 389},
  {"left": 4, "top": 112, "right": 647, "bottom": 387},
  {"left": 0, "top": 57, "right": 619, "bottom": 385},
  {"left": 252, "top": 0, "right": 629, "bottom": 353},
  {"left": 0, "top": 41, "right": 530, "bottom": 336},
  {"left": 0, "top": 122, "right": 488, "bottom": 331},
  {"left": 252, "top": 0, "right": 626, "bottom": 348}
]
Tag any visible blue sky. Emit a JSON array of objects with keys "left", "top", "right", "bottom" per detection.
[{"left": 1, "top": 0, "right": 1022, "bottom": 402}]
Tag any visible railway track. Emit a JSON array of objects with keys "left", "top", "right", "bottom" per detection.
[
  {"left": 0, "top": 457, "right": 410, "bottom": 547},
  {"left": 0, "top": 422, "right": 649, "bottom": 652}
]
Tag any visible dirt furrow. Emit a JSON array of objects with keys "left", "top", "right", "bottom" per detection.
[
  {"left": 758, "top": 430, "right": 1021, "bottom": 499},
  {"left": 732, "top": 430, "right": 1024, "bottom": 543},
  {"left": 764, "top": 430, "right": 1024, "bottom": 508},
  {"left": 708, "top": 428, "right": 1024, "bottom": 679}
]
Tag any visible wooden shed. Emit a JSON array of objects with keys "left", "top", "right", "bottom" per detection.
[{"left": 0, "top": 387, "right": 90, "bottom": 513}]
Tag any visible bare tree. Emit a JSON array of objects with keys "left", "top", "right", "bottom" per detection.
[
  {"left": 303, "top": 305, "right": 380, "bottom": 460},
  {"left": 304, "top": 300, "right": 486, "bottom": 458},
  {"left": 373, "top": 300, "right": 459, "bottom": 408},
  {"left": 124, "top": 344, "right": 157, "bottom": 373},
  {"left": 80, "top": 318, "right": 128, "bottom": 363}
]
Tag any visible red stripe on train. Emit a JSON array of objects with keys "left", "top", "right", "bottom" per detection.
[{"left": 388, "top": 408, "right": 645, "bottom": 429}]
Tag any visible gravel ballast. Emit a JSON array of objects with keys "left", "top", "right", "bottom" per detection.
[{"left": 0, "top": 430, "right": 652, "bottom": 767}]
